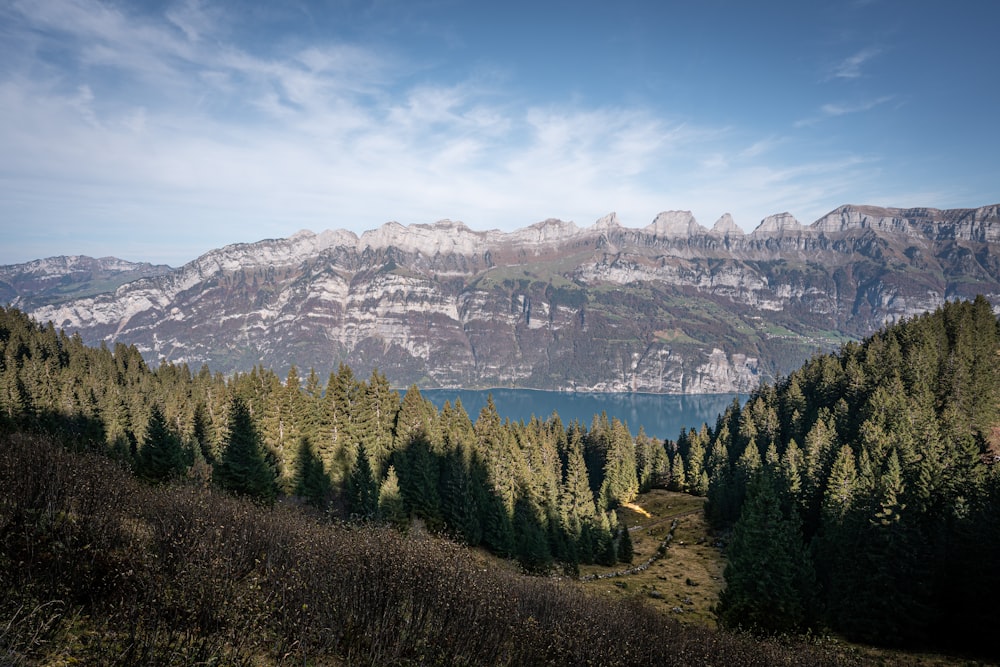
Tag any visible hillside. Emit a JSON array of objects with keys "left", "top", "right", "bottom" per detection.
[
  {"left": 15, "top": 203, "right": 1000, "bottom": 393},
  {"left": 670, "top": 296, "right": 1000, "bottom": 657},
  {"left": 2, "top": 299, "right": 997, "bottom": 661},
  {"left": 0, "top": 432, "right": 889, "bottom": 666},
  {"left": 0, "top": 256, "right": 172, "bottom": 310}
]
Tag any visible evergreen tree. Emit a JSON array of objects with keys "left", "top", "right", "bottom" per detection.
[
  {"left": 617, "top": 522, "right": 634, "bottom": 564},
  {"left": 439, "top": 448, "right": 482, "bottom": 545},
  {"left": 215, "top": 396, "right": 277, "bottom": 502},
  {"left": 513, "top": 493, "right": 552, "bottom": 573},
  {"left": 558, "top": 429, "right": 597, "bottom": 542},
  {"left": 716, "top": 472, "right": 814, "bottom": 634},
  {"left": 191, "top": 400, "right": 216, "bottom": 463},
  {"left": 136, "top": 403, "right": 186, "bottom": 482},
  {"left": 348, "top": 441, "right": 379, "bottom": 519},
  {"left": 356, "top": 369, "right": 399, "bottom": 476},
  {"left": 293, "top": 435, "right": 332, "bottom": 509},
  {"left": 598, "top": 418, "right": 639, "bottom": 508},
  {"left": 394, "top": 433, "right": 442, "bottom": 528},
  {"left": 668, "top": 452, "right": 686, "bottom": 492},
  {"left": 594, "top": 511, "right": 617, "bottom": 566},
  {"left": 377, "top": 465, "right": 407, "bottom": 528}
]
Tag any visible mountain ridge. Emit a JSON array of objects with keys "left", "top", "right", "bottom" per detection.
[{"left": 11, "top": 202, "right": 1000, "bottom": 393}]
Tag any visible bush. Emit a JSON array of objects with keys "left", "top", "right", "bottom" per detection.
[{"left": 1, "top": 432, "right": 888, "bottom": 666}]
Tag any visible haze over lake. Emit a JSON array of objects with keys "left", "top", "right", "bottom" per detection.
[{"left": 420, "top": 388, "right": 745, "bottom": 441}]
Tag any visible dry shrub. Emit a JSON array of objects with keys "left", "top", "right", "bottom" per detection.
[{"left": 0, "top": 432, "right": 893, "bottom": 666}]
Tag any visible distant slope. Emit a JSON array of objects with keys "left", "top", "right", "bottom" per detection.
[
  {"left": 0, "top": 255, "right": 173, "bottom": 310},
  {"left": 16, "top": 203, "right": 1000, "bottom": 393}
]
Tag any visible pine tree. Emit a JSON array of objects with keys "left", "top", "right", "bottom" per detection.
[
  {"left": 377, "top": 465, "right": 407, "bottom": 528},
  {"left": 394, "top": 433, "right": 442, "bottom": 528},
  {"left": 716, "top": 471, "right": 814, "bottom": 634},
  {"left": 136, "top": 403, "right": 186, "bottom": 482},
  {"left": 668, "top": 452, "right": 686, "bottom": 492},
  {"left": 215, "top": 396, "right": 277, "bottom": 502},
  {"left": 558, "top": 429, "right": 597, "bottom": 542},
  {"left": 439, "top": 448, "right": 482, "bottom": 545},
  {"left": 356, "top": 369, "right": 399, "bottom": 476},
  {"left": 617, "top": 522, "right": 634, "bottom": 564},
  {"left": 348, "top": 441, "right": 379, "bottom": 519},
  {"left": 293, "top": 435, "right": 332, "bottom": 509},
  {"left": 594, "top": 511, "right": 617, "bottom": 566},
  {"left": 598, "top": 418, "right": 638, "bottom": 508},
  {"left": 513, "top": 493, "right": 552, "bottom": 573}
]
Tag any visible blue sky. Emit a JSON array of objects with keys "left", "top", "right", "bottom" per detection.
[{"left": 1, "top": 0, "right": 998, "bottom": 267}]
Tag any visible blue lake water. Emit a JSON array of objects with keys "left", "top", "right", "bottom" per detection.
[{"left": 419, "top": 388, "right": 746, "bottom": 442}]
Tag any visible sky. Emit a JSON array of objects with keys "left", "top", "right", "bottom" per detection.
[{"left": 1, "top": 0, "right": 998, "bottom": 267}]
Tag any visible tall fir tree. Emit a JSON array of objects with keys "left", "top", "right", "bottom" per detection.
[
  {"left": 136, "top": 403, "right": 186, "bottom": 482},
  {"left": 716, "top": 471, "right": 815, "bottom": 635},
  {"left": 293, "top": 435, "right": 332, "bottom": 509},
  {"left": 215, "top": 396, "right": 277, "bottom": 502}
]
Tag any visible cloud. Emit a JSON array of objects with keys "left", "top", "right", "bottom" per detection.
[
  {"left": 795, "top": 95, "right": 894, "bottom": 127},
  {"left": 820, "top": 95, "right": 894, "bottom": 117},
  {"left": 829, "top": 46, "right": 882, "bottom": 80},
  {"left": 0, "top": 0, "right": 909, "bottom": 264}
]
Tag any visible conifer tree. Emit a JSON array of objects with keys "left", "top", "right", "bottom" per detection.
[
  {"left": 439, "top": 448, "right": 482, "bottom": 545},
  {"left": 513, "top": 493, "right": 552, "bottom": 573},
  {"left": 191, "top": 400, "right": 216, "bottom": 463},
  {"left": 136, "top": 403, "right": 186, "bottom": 482},
  {"left": 348, "top": 441, "right": 379, "bottom": 519},
  {"left": 394, "top": 433, "right": 442, "bottom": 528},
  {"left": 716, "top": 471, "right": 814, "bottom": 634},
  {"left": 594, "top": 511, "right": 617, "bottom": 566},
  {"left": 558, "top": 429, "right": 597, "bottom": 541},
  {"left": 356, "top": 369, "right": 398, "bottom": 476},
  {"left": 598, "top": 418, "right": 638, "bottom": 508},
  {"left": 685, "top": 432, "right": 707, "bottom": 495},
  {"left": 293, "top": 435, "right": 332, "bottom": 509},
  {"left": 378, "top": 464, "right": 407, "bottom": 528},
  {"left": 215, "top": 396, "right": 277, "bottom": 502},
  {"left": 617, "top": 522, "right": 634, "bottom": 564},
  {"left": 669, "top": 452, "right": 686, "bottom": 492}
]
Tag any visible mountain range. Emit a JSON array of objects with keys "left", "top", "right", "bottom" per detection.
[{"left": 5, "top": 203, "right": 999, "bottom": 393}]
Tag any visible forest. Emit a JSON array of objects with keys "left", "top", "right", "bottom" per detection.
[
  {"left": 1, "top": 297, "right": 998, "bottom": 661},
  {"left": 0, "top": 305, "right": 666, "bottom": 575},
  {"left": 671, "top": 296, "right": 1000, "bottom": 654}
]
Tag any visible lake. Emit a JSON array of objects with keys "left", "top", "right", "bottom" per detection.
[{"left": 419, "top": 388, "right": 746, "bottom": 442}]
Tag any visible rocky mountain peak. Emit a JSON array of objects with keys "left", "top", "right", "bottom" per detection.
[
  {"left": 510, "top": 218, "right": 581, "bottom": 244},
  {"left": 645, "top": 210, "right": 705, "bottom": 237},
  {"left": 13, "top": 201, "right": 1000, "bottom": 396},
  {"left": 710, "top": 213, "right": 743, "bottom": 236},
  {"left": 751, "top": 212, "right": 802, "bottom": 235},
  {"left": 810, "top": 204, "right": 1000, "bottom": 243},
  {"left": 593, "top": 212, "right": 621, "bottom": 230}
]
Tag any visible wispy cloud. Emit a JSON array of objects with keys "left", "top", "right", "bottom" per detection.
[
  {"left": 829, "top": 46, "right": 882, "bottom": 80},
  {"left": 795, "top": 95, "right": 894, "bottom": 127},
  {"left": 820, "top": 95, "right": 894, "bottom": 117},
  {"left": 0, "top": 0, "right": 907, "bottom": 263}
]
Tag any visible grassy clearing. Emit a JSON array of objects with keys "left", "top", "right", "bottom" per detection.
[{"left": 578, "top": 490, "right": 725, "bottom": 627}]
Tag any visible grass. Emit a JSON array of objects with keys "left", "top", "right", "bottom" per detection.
[
  {"left": 654, "top": 328, "right": 702, "bottom": 345},
  {"left": 578, "top": 490, "right": 724, "bottom": 627}
]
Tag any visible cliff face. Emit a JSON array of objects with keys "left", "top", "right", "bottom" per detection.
[{"left": 20, "top": 203, "right": 1000, "bottom": 393}]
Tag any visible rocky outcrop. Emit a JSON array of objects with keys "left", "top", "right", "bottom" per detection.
[{"left": 19, "top": 203, "right": 1000, "bottom": 393}]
